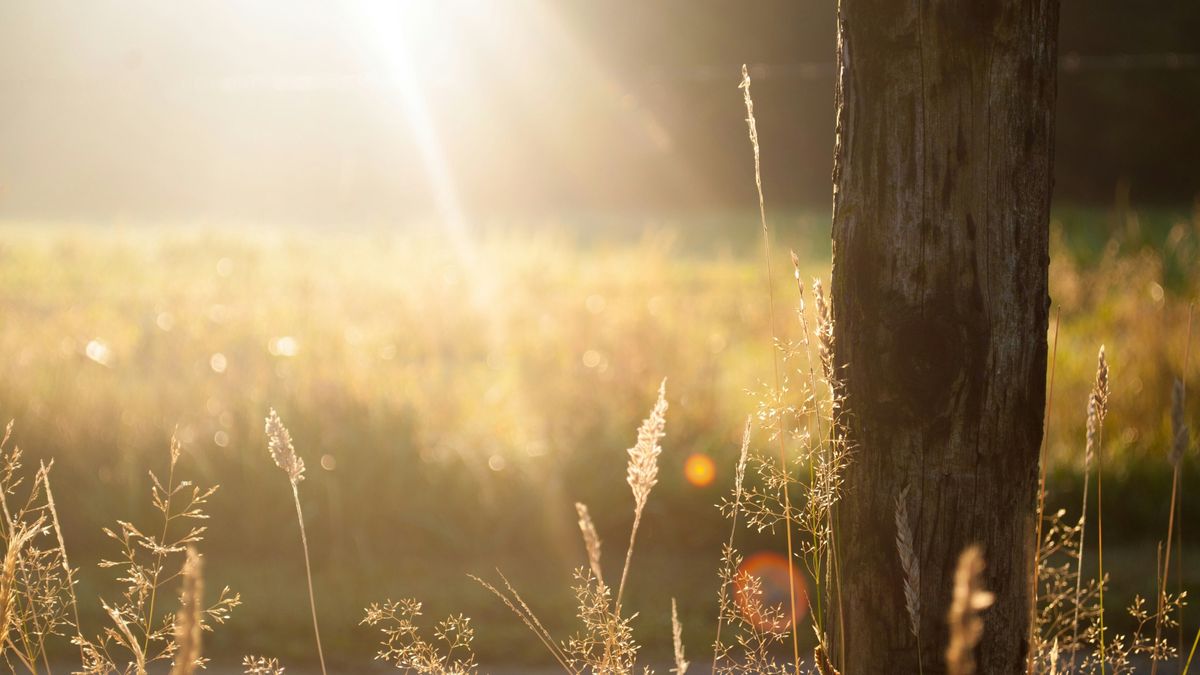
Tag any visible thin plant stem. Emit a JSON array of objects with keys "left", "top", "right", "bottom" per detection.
[
  {"left": 1179, "top": 302, "right": 1194, "bottom": 667},
  {"left": 291, "top": 482, "right": 328, "bottom": 675},
  {"left": 614, "top": 509, "right": 643, "bottom": 614},
  {"left": 1029, "top": 306, "right": 1061, "bottom": 673},
  {"left": 1153, "top": 468, "right": 1181, "bottom": 675},
  {"left": 739, "top": 63, "right": 802, "bottom": 674},
  {"left": 712, "top": 418, "right": 750, "bottom": 674},
  {"left": 1098, "top": 420, "right": 1107, "bottom": 674},
  {"left": 39, "top": 464, "right": 87, "bottom": 668},
  {"left": 140, "top": 451, "right": 176, "bottom": 657},
  {"left": 1183, "top": 625, "right": 1199, "bottom": 675}
]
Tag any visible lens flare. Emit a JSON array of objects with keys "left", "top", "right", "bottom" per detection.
[
  {"left": 683, "top": 453, "right": 716, "bottom": 487},
  {"left": 734, "top": 551, "right": 809, "bottom": 631}
]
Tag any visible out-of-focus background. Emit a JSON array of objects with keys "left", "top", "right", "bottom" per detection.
[{"left": 1, "top": 0, "right": 1198, "bottom": 667}]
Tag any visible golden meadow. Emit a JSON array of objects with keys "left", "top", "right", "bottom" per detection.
[{"left": 0, "top": 205, "right": 1196, "bottom": 668}]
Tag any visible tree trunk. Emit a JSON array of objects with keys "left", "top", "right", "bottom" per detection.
[{"left": 830, "top": 2, "right": 1059, "bottom": 674}]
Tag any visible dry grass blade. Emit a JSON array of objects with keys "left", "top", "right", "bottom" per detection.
[
  {"left": 739, "top": 61, "right": 801, "bottom": 673},
  {"left": 945, "top": 545, "right": 993, "bottom": 675},
  {"left": 1091, "top": 346, "right": 1111, "bottom": 674},
  {"left": 263, "top": 410, "right": 326, "bottom": 675},
  {"left": 894, "top": 486, "right": 920, "bottom": 638},
  {"left": 170, "top": 546, "right": 203, "bottom": 675},
  {"left": 671, "top": 598, "right": 688, "bottom": 674},
  {"left": 616, "top": 378, "right": 668, "bottom": 612},
  {"left": 575, "top": 503, "right": 604, "bottom": 586},
  {"left": 470, "top": 573, "right": 574, "bottom": 674},
  {"left": 39, "top": 461, "right": 86, "bottom": 662}
]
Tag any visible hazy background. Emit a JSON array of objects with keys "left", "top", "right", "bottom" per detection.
[
  {"left": 0, "top": 1, "right": 1198, "bottom": 668},
  {"left": 2, "top": 0, "right": 1199, "bottom": 225}
]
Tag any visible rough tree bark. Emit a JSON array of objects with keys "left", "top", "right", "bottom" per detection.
[{"left": 830, "top": 2, "right": 1059, "bottom": 674}]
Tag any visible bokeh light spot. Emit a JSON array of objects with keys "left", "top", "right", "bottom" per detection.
[
  {"left": 84, "top": 339, "right": 112, "bottom": 367},
  {"left": 269, "top": 336, "right": 299, "bottom": 357},
  {"left": 684, "top": 453, "right": 716, "bottom": 487},
  {"left": 734, "top": 551, "right": 809, "bottom": 631}
]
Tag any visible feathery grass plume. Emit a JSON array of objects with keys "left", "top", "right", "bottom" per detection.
[
  {"left": 1086, "top": 346, "right": 1110, "bottom": 467},
  {"left": 945, "top": 545, "right": 993, "bottom": 675},
  {"left": 266, "top": 408, "right": 305, "bottom": 484},
  {"left": 362, "top": 598, "right": 478, "bottom": 674},
  {"left": 812, "top": 278, "right": 835, "bottom": 388},
  {"left": 671, "top": 598, "right": 688, "bottom": 674},
  {"left": 243, "top": 656, "right": 286, "bottom": 674},
  {"left": 1068, "top": 345, "right": 1109, "bottom": 672},
  {"left": 264, "top": 409, "right": 326, "bottom": 675},
  {"left": 616, "top": 378, "right": 668, "bottom": 612},
  {"left": 170, "top": 546, "right": 203, "bottom": 675},
  {"left": 740, "top": 61, "right": 802, "bottom": 672},
  {"left": 894, "top": 487, "right": 922, "bottom": 656},
  {"left": 575, "top": 503, "right": 604, "bottom": 586}
]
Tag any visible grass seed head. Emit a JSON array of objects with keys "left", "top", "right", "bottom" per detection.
[
  {"left": 627, "top": 379, "right": 668, "bottom": 511},
  {"left": 265, "top": 409, "right": 305, "bottom": 484}
]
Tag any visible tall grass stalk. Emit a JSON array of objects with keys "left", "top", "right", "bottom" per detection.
[
  {"left": 1093, "top": 347, "right": 1110, "bottom": 674},
  {"left": 615, "top": 379, "right": 667, "bottom": 614},
  {"left": 739, "top": 62, "right": 802, "bottom": 673},
  {"left": 1153, "top": 373, "right": 1187, "bottom": 675},
  {"left": 711, "top": 417, "right": 750, "bottom": 674},
  {"left": 1029, "top": 306, "right": 1061, "bottom": 673},
  {"left": 791, "top": 255, "right": 844, "bottom": 661},
  {"left": 1177, "top": 302, "right": 1194, "bottom": 665},
  {"left": 38, "top": 463, "right": 86, "bottom": 665},
  {"left": 139, "top": 439, "right": 180, "bottom": 659},
  {"left": 1184, "top": 625, "right": 1200, "bottom": 674},
  {"left": 265, "top": 410, "right": 328, "bottom": 675}
]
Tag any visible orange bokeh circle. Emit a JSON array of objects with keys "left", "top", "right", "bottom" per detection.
[
  {"left": 734, "top": 551, "right": 810, "bottom": 631},
  {"left": 684, "top": 453, "right": 717, "bottom": 487}
]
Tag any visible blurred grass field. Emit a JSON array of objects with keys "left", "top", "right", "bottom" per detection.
[{"left": 1, "top": 206, "right": 1198, "bottom": 666}]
